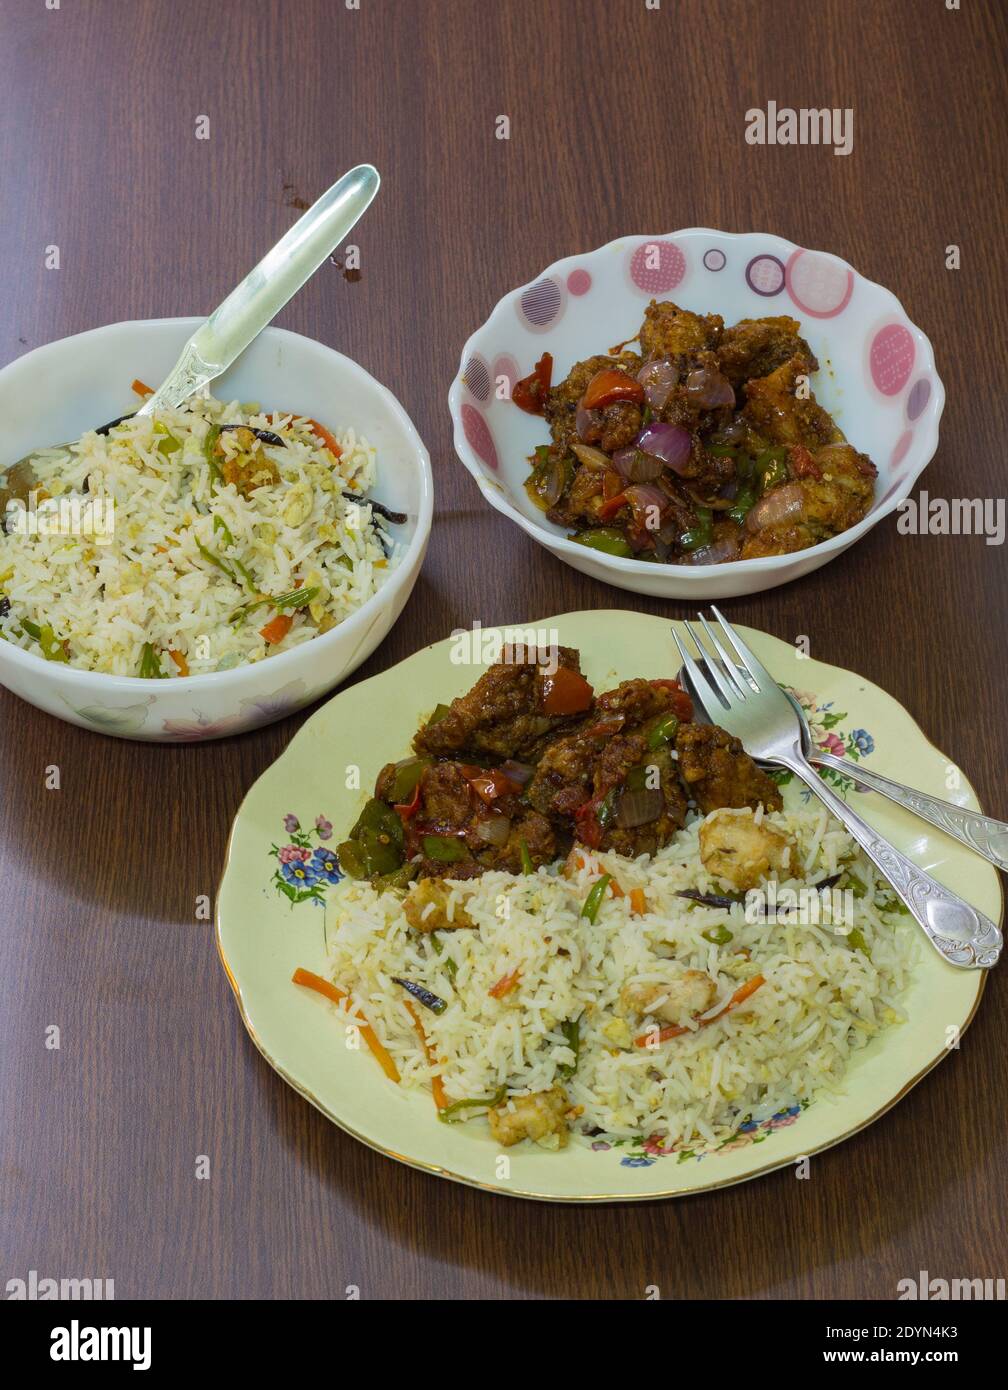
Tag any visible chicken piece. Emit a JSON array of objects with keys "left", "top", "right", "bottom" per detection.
[
  {"left": 487, "top": 1086, "right": 570, "bottom": 1149},
  {"left": 594, "top": 677, "right": 683, "bottom": 726},
  {"left": 742, "top": 356, "right": 844, "bottom": 450},
  {"left": 639, "top": 299, "right": 724, "bottom": 362},
  {"left": 476, "top": 808, "right": 557, "bottom": 876},
  {"left": 413, "top": 647, "right": 588, "bottom": 762},
  {"left": 408, "top": 762, "right": 559, "bottom": 880},
  {"left": 402, "top": 877, "right": 475, "bottom": 932},
  {"left": 699, "top": 807, "right": 794, "bottom": 890},
  {"left": 795, "top": 443, "right": 876, "bottom": 532},
  {"left": 216, "top": 427, "right": 281, "bottom": 497},
  {"left": 620, "top": 968, "right": 718, "bottom": 1024},
  {"left": 596, "top": 399, "right": 643, "bottom": 454},
  {"left": 527, "top": 679, "right": 689, "bottom": 855},
  {"left": 718, "top": 316, "right": 818, "bottom": 386},
  {"left": 594, "top": 740, "right": 688, "bottom": 858},
  {"left": 544, "top": 352, "right": 642, "bottom": 451},
  {"left": 739, "top": 443, "right": 877, "bottom": 559},
  {"left": 546, "top": 461, "right": 605, "bottom": 527},
  {"left": 675, "top": 723, "right": 783, "bottom": 814}
]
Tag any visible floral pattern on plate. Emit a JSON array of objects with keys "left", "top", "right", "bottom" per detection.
[
  {"left": 768, "top": 688, "right": 874, "bottom": 797},
  {"left": 593, "top": 1103, "right": 810, "bottom": 1167},
  {"left": 270, "top": 812, "right": 342, "bottom": 907}
]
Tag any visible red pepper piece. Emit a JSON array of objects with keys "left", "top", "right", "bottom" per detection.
[
  {"left": 581, "top": 368, "right": 645, "bottom": 411},
  {"left": 650, "top": 678, "right": 694, "bottom": 722},
  {"left": 512, "top": 352, "right": 554, "bottom": 415},
  {"left": 788, "top": 444, "right": 821, "bottom": 480},
  {"left": 540, "top": 666, "right": 594, "bottom": 715}
]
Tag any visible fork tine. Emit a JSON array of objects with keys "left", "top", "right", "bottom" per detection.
[
  {"left": 683, "top": 619, "right": 741, "bottom": 707},
  {"left": 697, "top": 614, "right": 749, "bottom": 698},
  {"left": 710, "top": 604, "right": 777, "bottom": 692},
  {"left": 671, "top": 626, "right": 726, "bottom": 713}
]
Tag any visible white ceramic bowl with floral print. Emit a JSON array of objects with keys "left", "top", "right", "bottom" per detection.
[
  {"left": 449, "top": 230, "right": 944, "bottom": 598},
  {"left": 0, "top": 319, "right": 433, "bottom": 741}
]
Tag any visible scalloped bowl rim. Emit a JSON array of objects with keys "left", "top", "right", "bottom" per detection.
[
  {"left": 448, "top": 228, "right": 944, "bottom": 577},
  {"left": 0, "top": 318, "right": 434, "bottom": 694}
]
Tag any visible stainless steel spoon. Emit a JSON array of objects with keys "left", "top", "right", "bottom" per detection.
[
  {"left": 783, "top": 689, "right": 1008, "bottom": 872},
  {"left": 16, "top": 163, "right": 380, "bottom": 456}
]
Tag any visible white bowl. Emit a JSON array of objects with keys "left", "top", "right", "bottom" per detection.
[
  {"left": 0, "top": 318, "right": 433, "bottom": 741},
  {"left": 449, "top": 229, "right": 944, "bottom": 598}
]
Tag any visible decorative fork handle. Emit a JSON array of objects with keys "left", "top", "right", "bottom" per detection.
[
  {"left": 811, "top": 751, "right": 1008, "bottom": 872},
  {"left": 780, "top": 755, "right": 1002, "bottom": 970}
]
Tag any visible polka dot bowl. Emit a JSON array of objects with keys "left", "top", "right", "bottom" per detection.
[{"left": 448, "top": 229, "right": 944, "bottom": 598}]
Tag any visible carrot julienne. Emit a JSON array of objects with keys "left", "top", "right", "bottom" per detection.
[
  {"left": 403, "top": 1000, "right": 448, "bottom": 1111},
  {"left": 292, "top": 967, "right": 400, "bottom": 1083},
  {"left": 307, "top": 418, "right": 343, "bottom": 457},
  {"left": 260, "top": 612, "right": 293, "bottom": 645},
  {"left": 131, "top": 378, "right": 154, "bottom": 397},
  {"left": 634, "top": 974, "right": 767, "bottom": 1048},
  {"left": 488, "top": 969, "right": 521, "bottom": 999}
]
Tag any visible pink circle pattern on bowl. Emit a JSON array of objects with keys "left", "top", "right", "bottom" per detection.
[
  {"left": 891, "top": 430, "right": 913, "bottom": 467},
  {"left": 629, "top": 240, "right": 686, "bottom": 294},
  {"left": 519, "top": 276, "right": 564, "bottom": 330},
  {"left": 786, "top": 248, "right": 854, "bottom": 318},
  {"left": 492, "top": 354, "right": 520, "bottom": 400},
  {"left": 462, "top": 353, "right": 491, "bottom": 404},
  {"left": 906, "top": 377, "right": 931, "bottom": 421},
  {"left": 870, "top": 323, "right": 915, "bottom": 396},
  {"left": 567, "top": 268, "right": 592, "bottom": 296},
  {"left": 461, "top": 403, "right": 498, "bottom": 471},
  {"left": 745, "top": 254, "right": 786, "bottom": 296},
  {"left": 703, "top": 248, "right": 727, "bottom": 272}
]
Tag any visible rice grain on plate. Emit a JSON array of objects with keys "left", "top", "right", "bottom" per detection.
[
  {"left": 323, "top": 805, "right": 915, "bottom": 1150},
  {"left": 0, "top": 393, "right": 397, "bottom": 675}
]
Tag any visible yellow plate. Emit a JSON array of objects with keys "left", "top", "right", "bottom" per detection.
[{"left": 216, "top": 612, "right": 999, "bottom": 1201}]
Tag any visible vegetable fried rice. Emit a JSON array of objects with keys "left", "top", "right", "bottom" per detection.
[
  {"left": 317, "top": 801, "right": 916, "bottom": 1151},
  {"left": 0, "top": 387, "right": 400, "bottom": 675}
]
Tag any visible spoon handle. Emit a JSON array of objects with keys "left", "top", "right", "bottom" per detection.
[
  {"left": 782, "top": 756, "right": 1001, "bottom": 970},
  {"left": 140, "top": 164, "right": 380, "bottom": 414},
  {"left": 811, "top": 750, "right": 1008, "bottom": 872}
]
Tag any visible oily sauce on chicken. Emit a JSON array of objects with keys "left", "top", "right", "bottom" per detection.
[
  {"left": 336, "top": 646, "right": 782, "bottom": 888},
  {"left": 514, "top": 303, "right": 877, "bottom": 565}
]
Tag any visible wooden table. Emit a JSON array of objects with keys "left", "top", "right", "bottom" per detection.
[{"left": 2, "top": 0, "right": 1005, "bottom": 1301}]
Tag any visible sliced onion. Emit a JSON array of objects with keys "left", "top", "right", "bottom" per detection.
[
  {"left": 689, "top": 535, "right": 742, "bottom": 565},
  {"left": 635, "top": 422, "right": 692, "bottom": 474},
  {"left": 475, "top": 815, "right": 512, "bottom": 846},
  {"left": 571, "top": 442, "right": 612, "bottom": 471},
  {"left": 500, "top": 759, "right": 534, "bottom": 786},
  {"left": 684, "top": 367, "right": 735, "bottom": 410},
  {"left": 745, "top": 482, "right": 806, "bottom": 532},
  {"left": 624, "top": 484, "right": 670, "bottom": 530},
  {"left": 612, "top": 447, "right": 663, "bottom": 483},
  {"left": 615, "top": 786, "right": 664, "bottom": 828},
  {"left": 536, "top": 459, "right": 568, "bottom": 508},
  {"left": 575, "top": 406, "right": 603, "bottom": 442},
  {"left": 637, "top": 357, "right": 679, "bottom": 410}
]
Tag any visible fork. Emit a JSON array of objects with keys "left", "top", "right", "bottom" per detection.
[{"left": 672, "top": 608, "right": 1002, "bottom": 970}]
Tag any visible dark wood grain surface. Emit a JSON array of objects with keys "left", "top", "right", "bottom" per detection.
[{"left": 1, "top": 0, "right": 1005, "bottom": 1301}]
